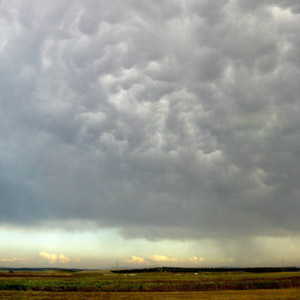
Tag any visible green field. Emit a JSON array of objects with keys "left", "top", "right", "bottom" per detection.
[{"left": 1, "top": 270, "right": 300, "bottom": 299}]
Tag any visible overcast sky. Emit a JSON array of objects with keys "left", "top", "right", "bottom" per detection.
[{"left": 1, "top": 0, "right": 300, "bottom": 268}]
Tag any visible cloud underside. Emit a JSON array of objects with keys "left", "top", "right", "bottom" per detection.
[{"left": 1, "top": 1, "right": 300, "bottom": 240}]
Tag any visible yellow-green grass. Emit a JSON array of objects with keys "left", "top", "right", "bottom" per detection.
[
  {"left": 1, "top": 289, "right": 300, "bottom": 300},
  {"left": 0, "top": 270, "right": 300, "bottom": 293}
]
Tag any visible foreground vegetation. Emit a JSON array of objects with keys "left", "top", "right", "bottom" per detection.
[
  {"left": 0, "top": 270, "right": 300, "bottom": 293},
  {"left": 1, "top": 289, "right": 300, "bottom": 300}
]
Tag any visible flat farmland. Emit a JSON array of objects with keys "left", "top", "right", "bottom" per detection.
[
  {"left": 1, "top": 289, "right": 300, "bottom": 299},
  {"left": 1, "top": 270, "right": 300, "bottom": 299}
]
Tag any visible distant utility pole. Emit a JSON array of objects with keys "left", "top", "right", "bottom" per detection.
[{"left": 116, "top": 261, "right": 119, "bottom": 269}]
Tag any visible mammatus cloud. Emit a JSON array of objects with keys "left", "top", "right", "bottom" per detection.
[
  {"left": 125, "top": 255, "right": 205, "bottom": 265},
  {"left": 0, "top": 0, "right": 300, "bottom": 244}
]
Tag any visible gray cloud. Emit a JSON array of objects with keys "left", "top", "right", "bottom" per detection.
[{"left": 1, "top": 0, "right": 300, "bottom": 240}]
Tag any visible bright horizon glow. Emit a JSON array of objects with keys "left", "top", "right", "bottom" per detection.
[{"left": 1, "top": 227, "right": 300, "bottom": 269}]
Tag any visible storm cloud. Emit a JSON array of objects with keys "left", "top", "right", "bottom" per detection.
[{"left": 1, "top": 0, "right": 300, "bottom": 241}]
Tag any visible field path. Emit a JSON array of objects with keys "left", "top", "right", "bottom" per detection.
[{"left": 1, "top": 289, "right": 300, "bottom": 299}]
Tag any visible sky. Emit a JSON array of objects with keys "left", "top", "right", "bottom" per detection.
[{"left": 0, "top": 0, "right": 300, "bottom": 269}]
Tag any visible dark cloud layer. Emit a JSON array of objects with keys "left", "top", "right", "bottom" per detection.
[{"left": 1, "top": 0, "right": 300, "bottom": 240}]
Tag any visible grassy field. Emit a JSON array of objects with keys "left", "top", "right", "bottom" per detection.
[
  {"left": 1, "top": 289, "right": 300, "bottom": 300},
  {"left": 0, "top": 270, "right": 300, "bottom": 299}
]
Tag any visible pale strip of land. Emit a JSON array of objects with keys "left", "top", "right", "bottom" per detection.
[{"left": 1, "top": 289, "right": 300, "bottom": 299}]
